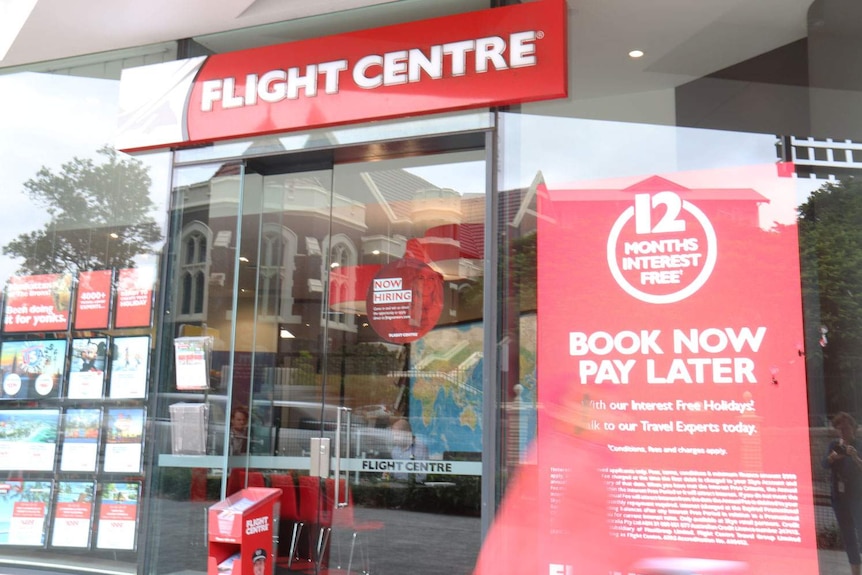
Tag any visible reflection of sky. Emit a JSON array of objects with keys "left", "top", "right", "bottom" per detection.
[
  {"left": 499, "top": 114, "right": 828, "bottom": 221},
  {"left": 0, "top": 71, "right": 836, "bottom": 287},
  {"left": 0, "top": 72, "right": 171, "bottom": 286},
  {"left": 405, "top": 161, "right": 485, "bottom": 197}
]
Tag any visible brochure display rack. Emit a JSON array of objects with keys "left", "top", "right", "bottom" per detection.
[
  {"left": 208, "top": 488, "right": 281, "bottom": 575},
  {"left": 0, "top": 267, "right": 156, "bottom": 555}
]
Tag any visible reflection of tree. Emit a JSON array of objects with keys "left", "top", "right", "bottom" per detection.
[
  {"left": 24, "top": 482, "right": 51, "bottom": 504},
  {"left": 798, "top": 179, "right": 862, "bottom": 413},
  {"left": 0, "top": 482, "right": 51, "bottom": 504},
  {"left": 2, "top": 146, "right": 162, "bottom": 274},
  {"left": 327, "top": 343, "right": 403, "bottom": 375}
]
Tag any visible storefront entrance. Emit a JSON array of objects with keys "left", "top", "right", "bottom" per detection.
[{"left": 155, "top": 135, "right": 487, "bottom": 575}]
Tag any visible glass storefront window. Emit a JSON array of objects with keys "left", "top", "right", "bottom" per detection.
[
  {"left": 7, "top": 1, "right": 862, "bottom": 575},
  {"left": 487, "top": 2, "right": 862, "bottom": 573},
  {"left": 0, "top": 49, "right": 173, "bottom": 574}
]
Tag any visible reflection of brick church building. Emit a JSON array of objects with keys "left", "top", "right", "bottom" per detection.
[{"left": 170, "top": 143, "right": 485, "bottom": 372}]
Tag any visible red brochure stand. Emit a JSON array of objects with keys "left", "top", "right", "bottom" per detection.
[{"left": 208, "top": 487, "right": 281, "bottom": 575}]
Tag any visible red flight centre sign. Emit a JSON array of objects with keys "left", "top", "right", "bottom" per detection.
[{"left": 117, "top": 0, "right": 567, "bottom": 152}]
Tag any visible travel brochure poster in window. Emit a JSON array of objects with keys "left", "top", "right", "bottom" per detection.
[
  {"left": 103, "top": 408, "right": 144, "bottom": 473},
  {"left": 96, "top": 482, "right": 139, "bottom": 551},
  {"left": 173, "top": 336, "right": 212, "bottom": 391},
  {"left": 0, "top": 409, "right": 59, "bottom": 471},
  {"left": 0, "top": 339, "right": 67, "bottom": 400},
  {"left": 114, "top": 267, "right": 155, "bottom": 329},
  {"left": 531, "top": 165, "right": 816, "bottom": 574},
  {"left": 60, "top": 409, "right": 102, "bottom": 473},
  {"left": 0, "top": 481, "right": 52, "bottom": 546},
  {"left": 51, "top": 481, "right": 95, "bottom": 549},
  {"left": 108, "top": 336, "right": 150, "bottom": 399},
  {"left": 66, "top": 338, "right": 107, "bottom": 400},
  {"left": 2, "top": 273, "right": 72, "bottom": 333},
  {"left": 73, "top": 270, "right": 113, "bottom": 330}
]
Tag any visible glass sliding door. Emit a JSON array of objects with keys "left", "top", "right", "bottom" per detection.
[{"left": 153, "top": 144, "right": 486, "bottom": 575}]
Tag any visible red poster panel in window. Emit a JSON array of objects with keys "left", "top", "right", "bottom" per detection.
[
  {"left": 117, "top": 0, "right": 567, "bottom": 152},
  {"left": 3, "top": 273, "right": 72, "bottom": 333},
  {"left": 531, "top": 164, "right": 817, "bottom": 575},
  {"left": 114, "top": 268, "right": 155, "bottom": 329},
  {"left": 365, "top": 258, "right": 444, "bottom": 344},
  {"left": 74, "top": 270, "right": 113, "bottom": 330}
]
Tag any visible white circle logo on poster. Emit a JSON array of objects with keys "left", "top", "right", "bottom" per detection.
[
  {"left": 607, "top": 191, "right": 717, "bottom": 304},
  {"left": 3, "top": 374, "right": 21, "bottom": 397},
  {"left": 34, "top": 374, "right": 54, "bottom": 396}
]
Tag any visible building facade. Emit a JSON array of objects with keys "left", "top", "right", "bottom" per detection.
[{"left": 0, "top": 1, "right": 860, "bottom": 574}]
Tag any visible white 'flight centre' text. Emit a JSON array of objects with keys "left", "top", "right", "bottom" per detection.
[{"left": 200, "top": 31, "right": 538, "bottom": 111}]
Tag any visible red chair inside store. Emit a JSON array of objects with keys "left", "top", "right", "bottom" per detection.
[
  {"left": 325, "top": 478, "right": 384, "bottom": 575},
  {"left": 295, "top": 475, "right": 332, "bottom": 571},
  {"left": 225, "top": 468, "right": 266, "bottom": 497},
  {"left": 269, "top": 473, "right": 304, "bottom": 571}
]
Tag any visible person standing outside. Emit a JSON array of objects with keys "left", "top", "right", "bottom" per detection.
[
  {"left": 389, "top": 417, "right": 428, "bottom": 483},
  {"left": 824, "top": 411, "right": 862, "bottom": 575},
  {"left": 229, "top": 406, "right": 250, "bottom": 455}
]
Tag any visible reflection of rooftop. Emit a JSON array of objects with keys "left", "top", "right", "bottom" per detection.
[
  {"left": 547, "top": 175, "right": 768, "bottom": 204},
  {"left": 387, "top": 361, "right": 483, "bottom": 395},
  {"left": 779, "top": 135, "right": 862, "bottom": 181},
  {"left": 415, "top": 341, "right": 468, "bottom": 370}
]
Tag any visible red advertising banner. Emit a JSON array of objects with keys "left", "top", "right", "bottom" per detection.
[
  {"left": 114, "top": 268, "right": 154, "bottom": 329},
  {"left": 74, "top": 270, "right": 112, "bottom": 330},
  {"left": 117, "top": 0, "right": 566, "bottom": 152},
  {"left": 533, "top": 165, "right": 817, "bottom": 574},
  {"left": 365, "top": 258, "right": 444, "bottom": 344},
  {"left": 3, "top": 273, "right": 72, "bottom": 333}
]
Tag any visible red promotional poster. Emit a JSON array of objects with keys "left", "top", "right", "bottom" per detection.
[
  {"left": 114, "top": 267, "right": 154, "bottom": 329},
  {"left": 74, "top": 270, "right": 112, "bottom": 330},
  {"left": 533, "top": 165, "right": 817, "bottom": 574},
  {"left": 117, "top": 0, "right": 567, "bottom": 152},
  {"left": 365, "top": 258, "right": 444, "bottom": 344},
  {"left": 3, "top": 273, "right": 72, "bottom": 333}
]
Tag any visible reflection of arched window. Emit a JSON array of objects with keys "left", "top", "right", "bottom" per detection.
[
  {"left": 179, "top": 221, "right": 211, "bottom": 320},
  {"left": 259, "top": 224, "right": 300, "bottom": 322},
  {"left": 323, "top": 234, "right": 357, "bottom": 331}
]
